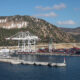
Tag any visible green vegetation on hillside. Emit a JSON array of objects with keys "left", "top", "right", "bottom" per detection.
[{"left": 0, "top": 15, "right": 76, "bottom": 46}]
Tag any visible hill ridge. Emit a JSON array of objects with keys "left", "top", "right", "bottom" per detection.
[{"left": 0, "top": 15, "right": 76, "bottom": 46}]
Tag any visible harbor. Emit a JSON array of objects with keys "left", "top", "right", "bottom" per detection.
[
  {"left": 0, "top": 0, "right": 80, "bottom": 80},
  {"left": 1, "top": 31, "right": 80, "bottom": 56},
  {"left": 0, "top": 31, "right": 80, "bottom": 68}
]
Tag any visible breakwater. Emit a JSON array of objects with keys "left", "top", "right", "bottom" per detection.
[{"left": 0, "top": 58, "right": 66, "bottom": 67}]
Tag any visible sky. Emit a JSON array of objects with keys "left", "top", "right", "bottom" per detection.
[{"left": 0, "top": 0, "right": 80, "bottom": 28}]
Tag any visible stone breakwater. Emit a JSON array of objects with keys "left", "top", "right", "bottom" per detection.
[{"left": 0, "top": 58, "right": 66, "bottom": 67}]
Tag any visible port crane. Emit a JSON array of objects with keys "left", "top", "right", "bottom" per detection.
[{"left": 6, "top": 31, "right": 39, "bottom": 53}]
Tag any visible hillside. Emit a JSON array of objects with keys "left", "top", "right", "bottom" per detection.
[
  {"left": 0, "top": 15, "right": 76, "bottom": 46},
  {"left": 60, "top": 27, "right": 80, "bottom": 35},
  {"left": 60, "top": 27, "right": 80, "bottom": 42}
]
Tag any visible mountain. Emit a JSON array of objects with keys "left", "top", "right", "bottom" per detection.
[
  {"left": 60, "top": 27, "right": 80, "bottom": 42},
  {"left": 60, "top": 27, "right": 80, "bottom": 35},
  {"left": 0, "top": 15, "right": 76, "bottom": 46}
]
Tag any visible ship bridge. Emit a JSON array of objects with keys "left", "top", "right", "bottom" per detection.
[{"left": 6, "top": 31, "right": 39, "bottom": 53}]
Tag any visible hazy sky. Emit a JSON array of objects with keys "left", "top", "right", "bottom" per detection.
[{"left": 0, "top": 0, "right": 80, "bottom": 28}]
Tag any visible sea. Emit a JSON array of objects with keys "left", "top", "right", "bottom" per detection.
[{"left": 0, "top": 55, "right": 80, "bottom": 80}]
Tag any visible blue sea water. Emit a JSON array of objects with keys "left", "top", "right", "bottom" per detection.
[{"left": 0, "top": 55, "right": 80, "bottom": 80}]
